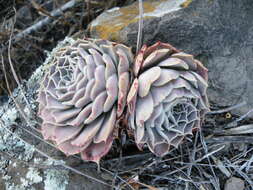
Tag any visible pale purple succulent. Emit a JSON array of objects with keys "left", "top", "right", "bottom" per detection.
[
  {"left": 127, "top": 42, "right": 209, "bottom": 156},
  {"left": 38, "top": 38, "right": 210, "bottom": 161},
  {"left": 37, "top": 38, "right": 133, "bottom": 163}
]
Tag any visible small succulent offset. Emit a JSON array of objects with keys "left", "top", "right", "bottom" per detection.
[
  {"left": 37, "top": 39, "right": 133, "bottom": 163},
  {"left": 37, "top": 38, "right": 209, "bottom": 163},
  {"left": 127, "top": 42, "right": 209, "bottom": 156}
]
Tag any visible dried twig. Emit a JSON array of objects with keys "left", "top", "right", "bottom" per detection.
[
  {"left": 136, "top": 0, "right": 144, "bottom": 52},
  {"left": 206, "top": 136, "right": 253, "bottom": 144},
  {"left": 224, "top": 124, "right": 253, "bottom": 135},
  {"left": 199, "top": 130, "right": 220, "bottom": 190},
  {"left": 0, "top": 0, "right": 81, "bottom": 51},
  {"left": 235, "top": 108, "right": 253, "bottom": 122},
  {"left": 14, "top": 0, "right": 81, "bottom": 42}
]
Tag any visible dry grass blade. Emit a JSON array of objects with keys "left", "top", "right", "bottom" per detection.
[
  {"left": 211, "top": 156, "right": 231, "bottom": 178},
  {"left": 137, "top": 182, "right": 160, "bottom": 190},
  {"left": 206, "top": 136, "right": 253, "bottom": 144},
  {"left": 136, "top": 0, "right": 143, "bottom": 52},
  {"left": 245, "top": 154, "right": 253, "bottom": 173},
  {"left": 208, "top": 101, "right": 246, "bottom": 114},
  {"left": 224, "top": 124, "right": 253, "bottom": 135},
  {"left": 30, "top": 0, "right": 53, "bottom": 17},
  {"left": 235, "top": 108, "right": 253, "bottom": 122},
  {"left": 195, "top": 145, "right": 225, "bottom": 163},
  {"left": 199, "top": 130, "right": 220, "bottom": 190},
  {"left": 8, "top": 9, "right": 31, "bottom": 111}
]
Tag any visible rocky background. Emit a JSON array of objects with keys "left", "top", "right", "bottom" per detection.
[{"left": 1, "top": 0, "right": 253, "bottom": 190}]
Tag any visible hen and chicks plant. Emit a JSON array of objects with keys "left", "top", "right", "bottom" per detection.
[{"left": 38, "top": 39, "right": 209, "bottom": 163}]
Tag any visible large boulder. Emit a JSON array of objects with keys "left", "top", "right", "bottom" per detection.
[{"left": 90, "top": 0, "right": 253, "bottom": 115}]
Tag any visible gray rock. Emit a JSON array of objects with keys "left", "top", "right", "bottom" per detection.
[{"left": 90, "top": 0, "right": 253, "bottom": 115}]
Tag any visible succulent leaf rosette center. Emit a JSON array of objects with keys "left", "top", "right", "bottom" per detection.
[
  {"left": 38, "top": 39, "right": 132, "bottom": 163},
  {"left": 127, "top": 42, "right": 209, "bottom": 157}
]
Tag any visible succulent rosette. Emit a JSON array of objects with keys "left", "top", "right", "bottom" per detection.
[
  {"left": 127, "top": 42, "right": 209, "bottom": 156},
  {"left": 37, "top": 38, "right": 133, "bottom": 163}
]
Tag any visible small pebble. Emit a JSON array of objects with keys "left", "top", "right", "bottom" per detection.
[{"left": 224, "top": 177, "right": 244, "bottom": 190}]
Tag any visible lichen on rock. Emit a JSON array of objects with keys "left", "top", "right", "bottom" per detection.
[
  {"left": 44, "top": 169, "right": 69, "bottom": 190},
  {"left": 26, "top": 167, "right": 43, "bottom": 185},
  {"left": 89, "top": 0, "right": 189, "bottom": 42}
]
